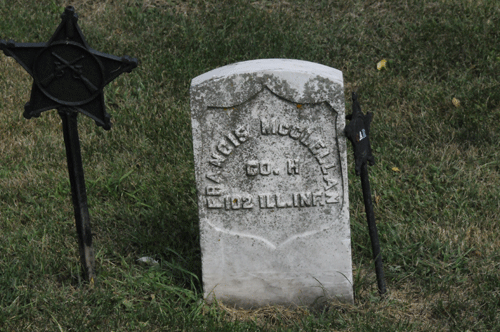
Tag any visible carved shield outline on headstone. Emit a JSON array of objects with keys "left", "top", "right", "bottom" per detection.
[{"left": 191, "top": 60, "right": 349, "bottom": 249}]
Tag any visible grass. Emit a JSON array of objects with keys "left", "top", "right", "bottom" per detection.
[{"left": 0, "top": 0, "right": 499, "bottom": 330}]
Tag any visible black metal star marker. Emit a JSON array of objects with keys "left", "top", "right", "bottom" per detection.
[
  {"left": 0, "top": 5, "right": 137, "bottom": 129},
  {"left": 0, "top": 6, "right": 138, "bottom": 283}
]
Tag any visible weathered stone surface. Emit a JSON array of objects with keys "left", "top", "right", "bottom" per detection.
[{"left": 190, "top": 59, "right": 353, "bottom": 308}]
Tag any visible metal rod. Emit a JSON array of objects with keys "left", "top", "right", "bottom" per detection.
[
  {"left": 359, "top": 162, "right": 386, "bottom": 296},
  {"left": 58, "top": 108, "right": 96, "bottom": 283},
  {"left": 345, "top": 92, "right": 387, "bottom": 297}
]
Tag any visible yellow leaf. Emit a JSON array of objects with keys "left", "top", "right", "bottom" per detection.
[
  {"left": 452, "top": 97, "right": 460, "bottom": 107},
  {"left": 392, "top": 167, "right": 400, "bottom": 172},
  {"left": 377, "top": 59, "right": 387, "bottom": 70}
]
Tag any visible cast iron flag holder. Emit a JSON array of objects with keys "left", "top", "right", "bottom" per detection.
[
  {"left": 0, "top": 6, "right": 138, "bottom": 282},
  {"left": 344, "top": 92, "right": 387, "bottom": 296}
]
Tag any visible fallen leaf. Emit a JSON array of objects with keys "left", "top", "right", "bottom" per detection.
[
  {"left": 452, "top": 97, "right": 460, "bottom": 107},
  {"left": 392, "top": 167, "right": 400, "bottom": 172},
  {"left": 137, "top": 257, "right": 159, "bottom": 265},
  {"left": 377, "top": 59, "right": 387, "bottom": 70}
]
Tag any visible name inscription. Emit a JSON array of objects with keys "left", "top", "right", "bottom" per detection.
[{"left": 203, "top": 117, "right": 341, "bottom": 211}]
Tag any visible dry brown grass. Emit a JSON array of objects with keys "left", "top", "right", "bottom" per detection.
[{"left": 203, "top": 300, "right": 311, "bottom": 328}]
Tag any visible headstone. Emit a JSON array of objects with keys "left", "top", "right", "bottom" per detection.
[{"left": 190, "top": 59, "right": 353, "bottom": 308}]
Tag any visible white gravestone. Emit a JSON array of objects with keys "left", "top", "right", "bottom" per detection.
[{"left": 190, "top": 59, "right": 353, "bottom": 308}]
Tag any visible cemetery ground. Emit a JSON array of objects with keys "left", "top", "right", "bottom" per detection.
[{"left": 0, "top": 0, "right": 499, "bottom": 330}]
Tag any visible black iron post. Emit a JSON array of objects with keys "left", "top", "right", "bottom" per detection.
[
  {"left": 360, "top": 162, "right": 386, "bottom": 296},
  {"left": 58, "top": 108, "right": 96, "bottom": 282},
  {"left": 345, "top": 92, "right": 387, "bottom": 296}
]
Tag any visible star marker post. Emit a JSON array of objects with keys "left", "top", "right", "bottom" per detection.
[
  {"left": 345, "top": 92, "right": 387, "bottom": 296},
  {"left": 0, "top": 6, "right": 138, "bottom": 282}
]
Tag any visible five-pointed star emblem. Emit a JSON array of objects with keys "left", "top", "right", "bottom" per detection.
[{"left": 0, "top": 6, "right": 138, "bottom": 130}]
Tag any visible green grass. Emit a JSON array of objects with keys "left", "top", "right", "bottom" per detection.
[{"left": 1, "top": 0, "right": 499, "bottom": 330}]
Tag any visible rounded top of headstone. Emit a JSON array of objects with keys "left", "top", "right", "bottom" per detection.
[
  {"left": 192, "top": 59, "right": 342, "bottom": 87},
  {"left": 191, "top": 59, "right": 344, "bottom": 108}
]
